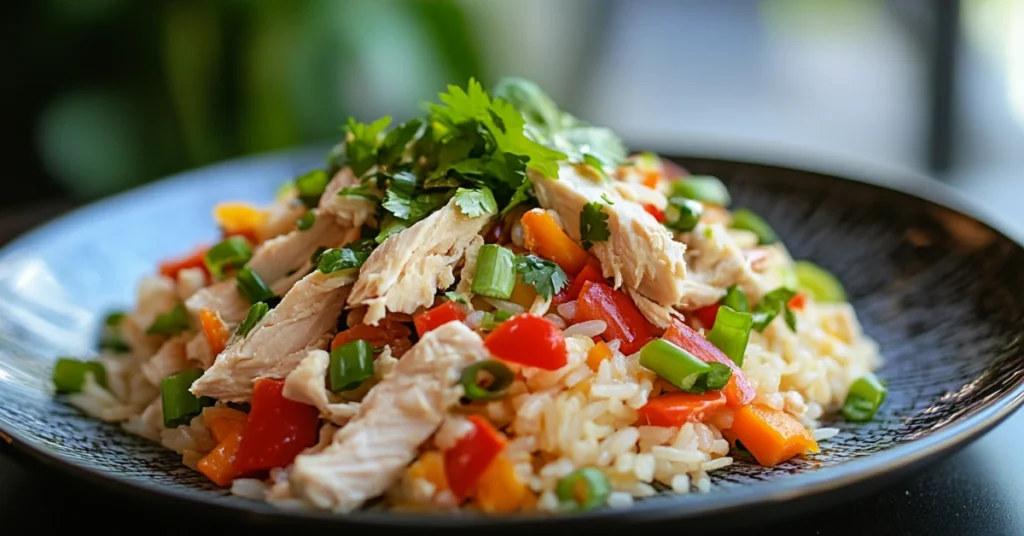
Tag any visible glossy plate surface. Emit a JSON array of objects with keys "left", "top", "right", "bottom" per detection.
[{"left": 1, "top": 147, "right": 1022, "bottom": 529}]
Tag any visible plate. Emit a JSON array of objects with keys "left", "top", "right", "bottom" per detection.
[{"left": 1, "top": 147, "right": 1022, "bottom": 530}]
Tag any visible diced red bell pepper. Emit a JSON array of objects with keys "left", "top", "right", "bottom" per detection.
[
  {"left": 643, "top": 203, "right": 665, "bottom": 223},
  {"left": 485, "top": 313, "right": 568, "bottom": 370},
  {"left": 636, "top": 391, "right": 727, "bottom": 427},
  {"left": 575, "top": 281, "right": 658, "bottom": 355},
  {"left": 413, "top": 301, "right": 467, "bottom": 337},
  {"left": 563, "top": 258, "right": 606, "bottom": 303},
  {"left": 663, "top": 319, "right": 755, "bottom": 407},
  {"left": 331, "top": 319, "right": 412, "bottom": 353},
  {"left": 694, "top": 303, "right": 720, "bottom": 330},
  {"left": 788, "top": 293, "right": 806, "bottom": 311},
  {"left": 158, "top": 245, "right": 210, "bottom": 280},
  {"left": 550, "top": 274, "right": 576, "bottom": 306},
  {"left": 444, "top": 415, "right": 507, "bottom": 501},
  {"left": 233, "top": 379, "right": 320, "bottom": 475}
]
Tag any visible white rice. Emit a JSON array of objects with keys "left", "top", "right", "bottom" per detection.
[
  {"left": 563, "top": 320, "right": 607, "bottom": 339},
  {"left": 482, "top": 297, "right": 525, "bottom": 314},
  {"left": 556, "top": 301, "right": 577, "bottom": 320}
]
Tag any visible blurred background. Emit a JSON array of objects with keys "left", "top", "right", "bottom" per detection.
[{"left": 2, "top": 0, "right": 1022, "bottom": 237}]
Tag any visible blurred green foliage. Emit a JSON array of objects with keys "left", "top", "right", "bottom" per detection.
[{"left": 33, "top": 0, "right": 485, "bottom": 199}]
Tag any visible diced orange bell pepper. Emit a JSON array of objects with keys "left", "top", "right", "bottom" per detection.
[
  {"left": 158, "top": 246, "right": 210, "bottom": 280},
  {"left": 508, "top": 277, "right": 539, "bottom": 309},
  {"left": 198, "top": 430, "right": 244, "bottom": 487},
  {"left": 474, "top": 454, "right": 527, "bottom": 514},
  {"left": 586, "top": 341, "right": 614, "bottom": 371},
  {"left": 520, "top": 209, "right": 590, "bottom": 275},
  {"left": 214, "top": 202, "right": 266, "bottom": 242},
  {"left": 199, "top": 307, "right": 231, "bottom": 355},
  {"left": 788, "top": 293, "right": 806, "bottom": 311},
  {"left": 202, "top": 406, "right": 248, "bottom": 442},
  {"left": 407, "top": 451, "right": 449, "bottom": 496},
  {"left": 730, "top": 404, "right": 819, "bottom": 467}
]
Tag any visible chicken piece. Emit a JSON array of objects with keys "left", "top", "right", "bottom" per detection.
[
  {"left": 320, "top": 168, "right": 380, "bottom": 229},
  {"left": 454, "top": 235, "right": 484, "bottom": 296},
  {"left": 680, "top": 222, "right": 770, "bottom": 303},
  {"left": 189, "top": 270, "right": 358, "bottom": 402},
  {"left": 531, "top": 164, "right": 688, "bottom": 306},
  {"left": 282, "top": 349, "right": 361, "bottom": 426},
  {"left": 348, "top": 199, "right": 492, "bottom": 325},
  {"left": 627, "top": 288, "right": 683, "bottom": 329},
  {"left": 289, "top": 321, "right": 488, "bottom": 513},
  {"left": 185, "top": 332, "right": 215, "bottom": 369},
  {"left": 141, "top": 336, "right": 190, "bottom": 386}
]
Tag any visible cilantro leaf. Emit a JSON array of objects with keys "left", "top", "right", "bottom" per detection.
[
  {"left": 345, "top": 116, "right": 391, "bottom": 177},
  {"left": 751, "top": 287, "right": 798, "bottom": 332},
  {"left": 501, "top": 176, "right": 535, "bottom": 216},
  {"left": 337, "top": 186, "right": 381, "bottom": 202},
  {"left": 382, "top": 188, "right": 412, "bottom": 220},
  {"left": 408, "top": 191, "right": 452, "bottom": 222},
  {"left": 377, "top": 118, "right": 422, "bottom": 169},
  {"left": 375, "top": 214, "right": 409, "bottom": 244},
  {"left": 454, "top": 187, "right": 498, "bottom": 218},
  {"left": 317, "top": 240, "right": 375, "bottom": 274},
  {"left": 514, "top": 254, "right": 569, "bottom": 300},
  {"left": 389, "top": 171, "right": 419, "bottom": 197},
  {"left": 580, "top": 201, "right": 610, "bottom": 250}
]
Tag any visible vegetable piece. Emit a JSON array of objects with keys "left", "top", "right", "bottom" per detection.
[
  {"left": 730, "top": 404, "right": 819, "bottom": 467},
  {"left": 475, "top": 454, "right": 528, "bottom": 514},
  {"left": 294, "top": 169, "right": 330, "bottom": 208},
  {"left": 472, "top": 245, "right": 517, "bottom": 299},
  {"left": 329, "top": 340, "right": 375, "bottom": 392},
  {"left": 316, "top": 242, "right": 374, "bottom": 274},
  {"left": 52, "top": 358, "right": 107, "bottom": 394},
  {"left": 563, "top": 257, "right": 604, "bottom": 302},
  {"left": 161, "top": 368, "right": 213, "bottom": 428},
  {"left": 233, "top": 378, "right": 320, "bottom": 475},
  {"left": 671, "top": 175, "right": 731, "bottom": 206},
  {"left": 296, "top": 211, "right": 316, "bottom": 231},
  {"left": 694, "top": 304, "right": 720, "bottom": 329},
  {"left": 203, "top": 236, "right": 253, "bottom": 280},
  {"left": 638, "top": 339, "right": 714, "bottom": 393},
  {"left": 751, "top": 287, "right": 798, "bottom": 332},
  {"left": 663, "top": 320, "right": 756, "bottom": 407},
  {"left": 722, "top": 285, "right": 750, "bottom": 312},
  {"left": 330, "top": 319, "right": 412, "bottom": 351},
  {"left": 484, "top": 313, "right": 568, "bottom": 370},
  {"left": 794, "top": 260, "right": 847, "bottom": 303},
  {"left": 842, "top": 373, "right": 887, "bottom": 422},
  {"left": 236, "top": 302, "right": 269, "bottom": 338},
  {"left": 642, "top": 203, "right": 665, "bottom": 223},
  {"left": 520, "top": 209, "right": 590, "bottom": 275},
  {"left": 460, "top": 360, "right": 515, "bottom": 401},
  {"left": 579, "top": 201, "right": 610, "bottom": 250},
  {"left": 413, "top": 301, "right": 467, "bottom": 337},
  {"left": 508, "top": 277, "right": 539, "bottom": 309},
  {"left": 235, "top": 266, "right": 276, "bottom": 304},
  {"left": 214, "top": 202, "right": 266, "bottom": 240},
  {"left": 444, "top": 415, "right": 507, "bottom": 501},
  {"left": 636, "top": 391, "right": 727, "bottom": 427},
  {"left": 146, "top": 303, "right": 191, "bottom": 336},
  {"left": 99, "top": 310, "right": 129, "bottom": 352},
  {"left": 731, "top": 208, "right": 778, "bottom": 245},
  {"left": 706, "top": 305, "right": 753, "bottom": 366},
  {"left": 514, "top": 254, "right": 569, "bottom": 300},
  {"left": 453, "top": 187, "right": 498, "bottom": 218},
  {"left": 202, "top": 406, "right": 248, "bottom": 442},
  {"left": 556, "top": 467, "right": 611, "bottom": 512},
  {"left": 407, "top": 451, "right": 448, "bottom": 497},
  {"left": 574, "top": 281, "right": 657, "bottom": 355},
  {"left": 787, "top": 292, "right": 806, "bottom": 311},
  {"left": 158, "top": 246, "right": 210, "bottom": 280},
  {"left": 664, "top": 197, "right": 704, "bottom": 232},
  {"left": 479, "top": 310, "right": 513, "bottom": 332},
  {"left": 199, "top": 307, "right": 231, "bottom": 355},
  {"left": 586, "top": 341, "right": 614, "bottom": 372},
  {"left": 198, "top": 429, "right": 243, "bottom": 487}
]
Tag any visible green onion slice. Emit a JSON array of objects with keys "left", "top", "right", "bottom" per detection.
[
  {"left": 556, "top": 467, "right": 611, "bottom": 511},
  {"left": 842, "top": 373, "right": 887, "bottom": 422},
  {"left": 730, "top": 208, "right": 778, "bottom": 245},
  {"left": 146, "top": 303, "right": 190, "bottom": 336},
  {"left": 295, "top": 169, "right": 330, "bottom": 208},
  {"left": 329, "top": 340, "right": 374, "bottom": 392},
  {"left": 236, "top": 302, "right": 269, "bottom": 338},
  {"left": 691, "top": 362, "right": 733, "bottom": 392},
  {"left": 639, "top": 339, "right": 712, "bottom": 393},
  {"left": 161, "top": 368, "right": 214, "bottom": 428},
  {"left": 99, "top": 310, "right": 129, "bottom": 352},
  {"left": 707, "top": 306, "right": 753, "bottom": 367},
  {"left": 52, "top": 358, "right": 107, "bottom": 394},
  {"left": 794, "top": 260, "right": 847, "bottom": 303},
  {"left": 459, "top": 360, "right": 514, "bottom": 401},
  {"left": 204, "top": 236, "right": 253, "bottom": 280},
  {"left": 751, "top": 287, "right": 798, "bottom": 333},
  {"left": 671, "top": 175, "right": 731, "bottom": 206},
  {"left": 236, "top": 266, "right": 276, "bottom": 304},
  {"left": 479, "top": 310, "right": 513, "bottom": 332},
  {"left": 664, "top": 197, "right": 704, "bottom": 233},
  {"left": 471, "top": 244, "right": 516, "bottom": 299},
  {"left": 721, "top": 285, "right": 750, "bottom": 313}
]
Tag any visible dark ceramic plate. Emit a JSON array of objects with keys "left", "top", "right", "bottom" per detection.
[{"left": 1, "top": 147, "right": 1022, "bottom": 531}]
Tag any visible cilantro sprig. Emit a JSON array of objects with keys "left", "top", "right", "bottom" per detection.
[
  {"left": 580, "top": 201, "right": 610, "bottom": 250},
  {"left": 514, "top": 254, "right": 568, "bottom": 300}
]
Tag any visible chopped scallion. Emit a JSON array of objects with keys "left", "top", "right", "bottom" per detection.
[
  {"left": 721, "top": 285, "right": 750, "bottom": 313},
  {"left": 842, "top": 373, "right": 887, "bottom": 422},
  {"left": 236, "top": 302, "right": 269, "bottom": 337},
  {"left": 471, "top": 244, "right": 516, "bottom": 299},
  {"left": 236, "top": 266, "right": 276, "bottom": 304},
  {"left": 52, "top": 358, "right": 107, "bottom": 394},
  {"left": 751, "top": 287, "right": 798, "bottom": 332},
  {"left": 479, "top": 310, "right": 513, "bottom": 331},
  {"left": 794, "top": 260, "right": 847, "bottom": 303},
  {"left": 707, "top": 306, "right": 753, "bottom": 366},
  {"left": 671, "top": 175, "right": 731, "bottom": 206},
  {"left": 731, "top": 208, "right": 778, "bottom": 245},
  {"left": 638, "top": 339, "right": 712, "bottom": 393},
  {"left": 146, "top": 303, "right": 190, "bottom": 336},
  {"left": 693, "top": 362, "right": 733, "bottom": 392},
  {"left": 295, "top": 169, "right": 330, "bottom": 208},
  {"left": 296, "top": 211, "right": 316, "bottom": 231},
  {"left": 98, "top": 310, "right": 129, "bottom": 352},
  {"left": 556, "top": 467, "right": 611, "bottom": 511},
  {"left": 459, "top": 360, "right": 514, "bottom": 401},
  {"left": 203, "top": 236, "right": 253, "bottom": 280},
  {"left": 329, "top": 340, "right": 374, "bottom": 392},
  {"left": 160, "top": 368, "right": 213, "bottom": 428},
  {"left": 664, "top": 197, "right": 704, "bottom": 233}
]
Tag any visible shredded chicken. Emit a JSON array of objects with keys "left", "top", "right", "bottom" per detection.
[
  {"left": 282, "top": 350, "right": 361, "bottom": 426},
  {"left": 680, "top": 222, "right": 770, "bottom": 303},
  {"left": 141, "top": 336, "right": 190, "bottom": 386},
  {"left": 288, "top": 321, "right": 488, "bottom": 512},
  {"left": 348, "top": 199, "right": 492, "bottom": 325}
]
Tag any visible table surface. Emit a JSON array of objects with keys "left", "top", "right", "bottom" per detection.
[{"left": 1, "top": 201, "right": 1022, "bottom": 536}]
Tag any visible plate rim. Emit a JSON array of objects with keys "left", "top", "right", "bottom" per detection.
[{"left": 1, "top": 145, "right": 1023, "bottom": 527}]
